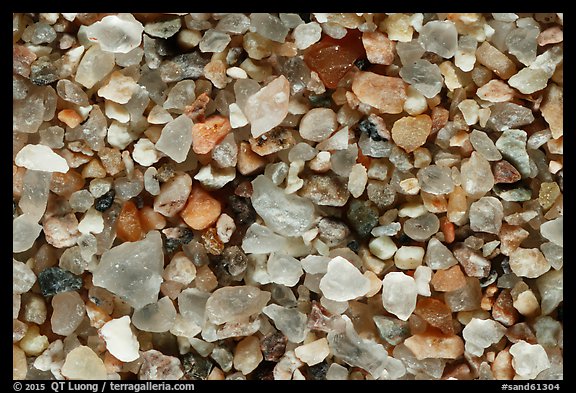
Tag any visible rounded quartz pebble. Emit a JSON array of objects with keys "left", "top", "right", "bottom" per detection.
[
  {"left": 50, "top": 291, "right": 85, "bottom": 336},
  {"left": 403, "top": 212, "right": 440, "bottom": 241},
  {"left": 298, "top": 107, "right": 338, "bottom": 142}
]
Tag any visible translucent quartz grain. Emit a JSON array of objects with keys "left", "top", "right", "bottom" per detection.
[
  {"left": 50, "top": 291, "right": 85, "bottom": 336},
  {"left": 469, "top": 197, "right": 504, "bottom": 234},
  {"left": 418, "top": 20, "right": 458, "bottom": 59},
  {"left": 92, "top": 231, "right": 164, "bottom": 309},
  {"left": 132, "top": 296, "right": 177, "bottom": 333},
  {"left": 319, "top": 256, "right": 370, "bottom": 302},
  {"left": 244, "top": 75, "right": 290, "bottom": 138},
  {"left": 495, "top": 129, "right": 532, "bottom": 178},
  {"left": 509, "top": 341, "right": 551, "bottom": 379},
  {"left": 75, "top": 44, "right": 115, "bottom": 89},
  {"left": 267, "top": 253, "right": 303, "bottom": 287},
  {"left": 299, "top": 108, "right": 337, "bottom": 142},
  {"left": 13, "top": 214, "right": 43, "bottom": 253},
  {"left": 250, "top": 13, "right": 289, "bottom": 43},
  {"left": 177, "top": 288, "right": 210, "bottom": 329},
  {"left": 327, "top": 316, "right": 389, "bottom": 378},
  {"left": 262, "top": 304, "right": 308, "bottom": 343},
  {"left": 403, "top": 212, "right": 440, "bottom": 241},
  {"left": 205, "top": 286, "right": 270, "bottom": 325},
  {"left": 163, "top": 80, "right": 196, "bottom": 112},
  {"left": 250, "top": 174, "right": 315, "bottom": 237},
  {"left": 18, "top": 170, "right": 51, "bottom": 222},
  {"left": 470, "top": 129, "right": 502, "bottom": 161},
  {"left": 540, "top": 215, "right": 562, "bottom": 245},
  {"left": 460, "top": 152, "right": 494, "bottom": 198},
  {"left": 155, "top": 115, "right": 193, "bottom": 163},
  {"left": 462, "top": 318, "right": 507, "bottom": 356},
  {"left": 444, "top": 277, "right": 482, "bottom": 312},
  {"left": 82, "top": 14, "right": 143, "bottom": 53},
  {"left": 399, "top": 59, "right": 443, "bottom": 98},
  {"left": 417, "top": 165, "right": 454, "bottom": 195}
]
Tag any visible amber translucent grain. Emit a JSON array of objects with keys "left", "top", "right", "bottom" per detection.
[
  {"left": 414, "top": 297, "right": 454, "bottom": 335},
  {"left": 50, "top": 170, "right": 85, "bottom": 198},
  {"left": 304, "top": 29, "right": 366, "bottom": 89},
  {"left": 116, "top": 200, "right": 144, "bottom": 242}
]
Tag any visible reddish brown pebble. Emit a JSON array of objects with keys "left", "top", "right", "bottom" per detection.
[
  {"left": 431, "top": 106, "right": 450, "bottom": 134},
  {"left": 414, "top": 298, "right": 454, "bottom": 335},
  {"left": 139, "top": 206, "right": 167, "bottom": 232},
  {"left": 116, "top": 200, "right": 145, "bottom": 242},
  {"left": 442, "top": 363, "right": 473, "bottom": 380},
  {"left": 260, "top": 331, "right": 287, "bottom": 362},
  {"left": 180, "top": 184, "right": 222, "bottom": 230},
  {"left": 50, "top": 170, "right": 85, "bottom": 198},
  {"left": 304, "top": 30, "right": 366, "bottom": 89},
  {"left": 492, "top": 160, "right": 521, "bottom": 183},
  {"left": 440, "top": 217, "right": 455, "bottom": 243},
  {"left": 234, "top": 181, "right": 253, "bottom": 198},
  {"left": 505, "top": 322, "right": 538, "bottom": 344},
  {"left": 492, "top": 289, "right": 519, "bottom": 327},
  {"left": 184, "top": 92, "right": 211, "bottom": 123},
  {"left": 499, "top": 223, "right": 529, "bottom": 256},
  {"left": 192, "top": 115, "right": 232, "bottom": 155},
  {"left": 237, "top": 142, "right": 267, "bottom": 176},
  {"left": 431, "top": 265, "right": 467, "bottom": 292}
]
